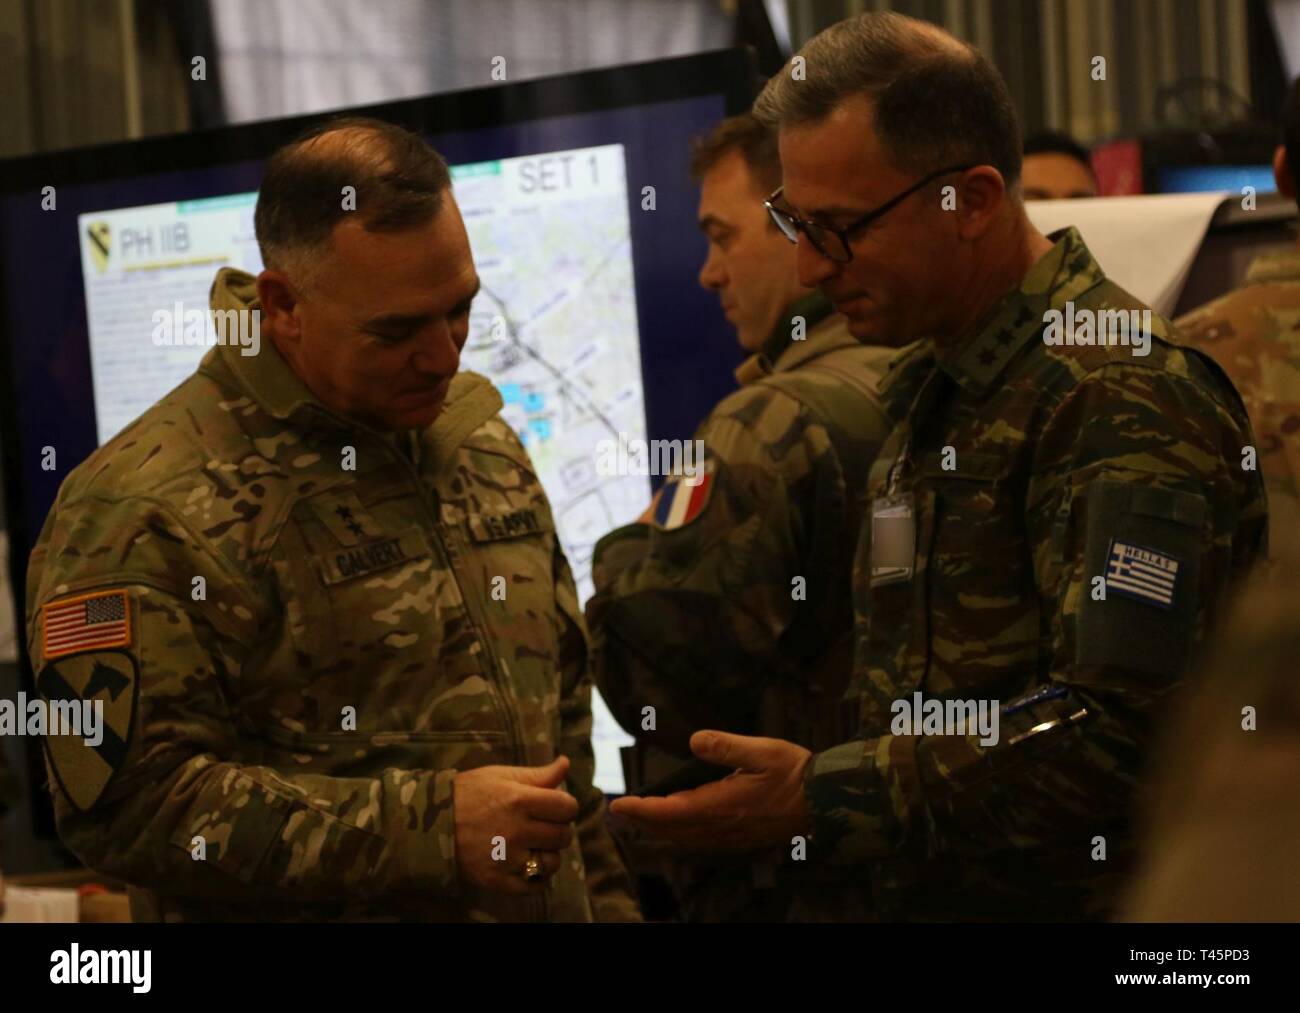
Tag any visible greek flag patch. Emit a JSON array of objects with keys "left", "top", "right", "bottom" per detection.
[{"left": 1105, "top": 540, "right": 1180, "bottom": 609}]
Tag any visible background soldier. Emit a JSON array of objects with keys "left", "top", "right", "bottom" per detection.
[
  {"left": 587, "top": 113, "right": 897, "bottom": 920},
  {"left": 1021, "top": 130, "right": 1099, "bottom": 201},
  {"left": 612, "top": 11, "right": 1266, "bottom": 921},
  {"left": 1177, "top": 73, "right": 1300, "bottom": 569},
  {"left": 1131, "top": 77, "right": 1300, "bottom": 923},
  {"left": 25, "top": 118, "right": 639, "bottom": 922}
]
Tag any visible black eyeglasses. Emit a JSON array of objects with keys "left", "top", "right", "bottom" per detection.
[{"left": 764, "top": 164, "right": 977, "bottom": 263}]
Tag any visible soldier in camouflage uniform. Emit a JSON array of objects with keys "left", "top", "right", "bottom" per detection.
[
  {"left": 1178, "top": 256, "right": 1300, "bottom": 568},
  {"left": 613, "top": 12, "right": 1267, "bottom": 921},
  {"left": 588, "top": 114, "right": 897, "bottom": 921},
  {"left": 1176, "top": 82, "right": 1300, "bottom": 569},
  {"left": 25, "top": 118, "right": 639, "bottom": 922}
]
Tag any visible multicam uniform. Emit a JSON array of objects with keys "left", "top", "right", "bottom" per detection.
[
  {"left": 588, "top": 293, "right": 897, "bottom": 920},
  {"left": 1176, "top": 249, "right": 1300, "bottom": 569},
  {"left": 805, "top": 228, "right": 1267, "bottom": 921},
  {"left": 25, "top": 267, "right": 639, "bottom": 922}
]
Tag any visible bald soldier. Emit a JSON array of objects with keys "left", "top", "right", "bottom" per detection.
[
  {"left": 1176, "top": 74, "right": 1300, "bottom": 570},
  {"left": 612, "top": 12, "right": 1266, "bottom": 921},
  {"left": 587, "top": 114, "right": 896, "bottom": 920},
  {"left": 25, "top": 117, "right": 639, "bottom": 922}
]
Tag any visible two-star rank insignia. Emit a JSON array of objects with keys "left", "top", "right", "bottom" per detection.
[{"left": 308, "top": 491, "right": 385, "bottom": 546}]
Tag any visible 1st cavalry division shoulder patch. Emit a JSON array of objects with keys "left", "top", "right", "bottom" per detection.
[{"left": 37, "top": 589, "right": 138, "bottom": 811}]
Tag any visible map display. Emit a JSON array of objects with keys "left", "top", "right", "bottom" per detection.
[{"left": 454, "top": 145, "right": 649, "bottom": 602}]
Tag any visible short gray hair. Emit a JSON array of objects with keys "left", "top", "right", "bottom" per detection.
[
  {"left": 254, "top": 116, "right": 452, "bottom": 290},
  {"left": 753, "top": 12, "right": 1022, "bottom": 186}
]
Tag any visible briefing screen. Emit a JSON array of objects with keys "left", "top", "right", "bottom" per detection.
[
  {"left": 77, "top": 193, "right": 263, "bottom": 443},
  {"left": 2, "top": 60, "right": 752, "bottom": 797}
]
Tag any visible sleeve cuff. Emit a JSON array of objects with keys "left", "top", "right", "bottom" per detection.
[
  {"left": 805, "top": 736, "right": 918, "bottom": 865},
  {"left": 391, "top": 767, "right": 461, "bottom": 899}
]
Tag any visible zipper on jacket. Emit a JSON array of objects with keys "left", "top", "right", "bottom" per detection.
[
  {"left": 310, "top": 410, "right": 548, "bottom": 922},
  {"left": 423, "top": 477, "right": 550, "bottom": 924},
  {"left": 372, "top": 430, "right": 527, "bottom": 759}
]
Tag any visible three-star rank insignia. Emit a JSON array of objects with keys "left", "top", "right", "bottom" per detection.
[{"left": 36, "top": 589, "right": 138, "bottom": 812}]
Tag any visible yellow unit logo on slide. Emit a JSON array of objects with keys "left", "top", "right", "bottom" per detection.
[{"left": 86, "top": 221, "right": 111, "bottom": 272}]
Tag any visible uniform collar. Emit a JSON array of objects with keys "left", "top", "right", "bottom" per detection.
[
  {"left": 214, "top": 330, "right": 330, "bottom": 422},
  {"left": 734, "top": 290, "right": 839, "bottom": 385},
  {"left": 933, "top": 226, "right": 1105, "bottom": 394},
  {"left": 1245, "top": 248, "right": 1300, "bottom": 285},
  {"left": 203, "top": 267, "right": 334, "bottom": 424}
]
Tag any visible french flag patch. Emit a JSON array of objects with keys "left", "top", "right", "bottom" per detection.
[{"left": 652, "top": 466, "right": 715, "bottom": 530}]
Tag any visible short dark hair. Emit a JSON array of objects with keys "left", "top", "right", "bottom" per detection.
[
  {"left": 689, "top": 112, "right": 782, "bottom": 193},
  {"left": 254, "top": 116, "right": 452, "bottom": 285},
  {"left": 752, "top": 12, "right": 1023, "bottom": 187},
  {"left": 1283, "top": 75, "right": 1300, "bottom": 194},
  {"left": 1023, "top": 130, "right": 1095, "bottom": 178}
]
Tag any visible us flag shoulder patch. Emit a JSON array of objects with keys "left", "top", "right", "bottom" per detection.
[
  {"left": 41, "top": 589, "right": 132, "bottom": 660},
  {"left": 1105, "top": 540, "right": 1180, "bottom": 609},
  {"left": 651, "top": 465, "right": 715, "bottom": 531}
]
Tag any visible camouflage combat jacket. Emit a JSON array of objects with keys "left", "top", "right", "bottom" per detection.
[
  {"left": 588, "top": 292, "right": 896, "bottom": 920},
  {"left": 1177, "top": 248, "right": 1300, "bottom": 569},
  {"left": 806, "top": 227, "right": 1268, "bottom": 920},
  {"left": 25, "top": 267, "right": 639, "bottom": 922}
]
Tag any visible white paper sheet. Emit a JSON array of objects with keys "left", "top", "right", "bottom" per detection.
[
  {"left": 1, "top": 886, "right": 80, "bottom": 923},
  {"left": 1026, "top": 192, "right": 1230, "bottom": 316}
]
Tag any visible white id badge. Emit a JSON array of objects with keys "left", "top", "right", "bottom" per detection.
[{"left": 871, "top": 492, "right": 915, "bottom": 586}]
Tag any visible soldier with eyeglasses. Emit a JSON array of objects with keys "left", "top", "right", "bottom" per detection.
[{"left": 612, "top": 10, "right": 1267, "bottom": 922}]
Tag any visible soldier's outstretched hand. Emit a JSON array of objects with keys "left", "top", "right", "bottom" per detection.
[
  {"left": 610, "top": 731, "right": 812, "bottom": 852},
  {"left": 453, "top": 755, "right": 579, "bottom": 894}
]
